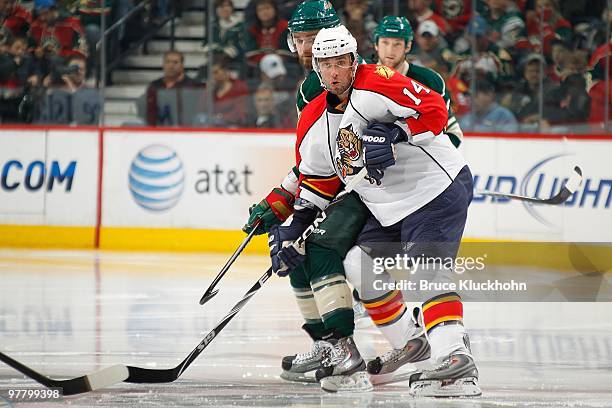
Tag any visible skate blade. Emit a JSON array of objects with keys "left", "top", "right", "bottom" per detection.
[
  {"left": 280, "top": 370, "right": 318, "bottom": 383},
  {"left": 321, "top": 372, "right": 373, "bottom": 393},
  {"left": 410, "top": 377, "right": 482, "bottom": 397}
]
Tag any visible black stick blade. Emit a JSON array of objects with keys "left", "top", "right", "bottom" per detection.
[
  {"left": 199, "top": 288, "right": 219, "bottom": 305},
  {"left": 0, "top": 351, "right": 129, "bottom": 395}
]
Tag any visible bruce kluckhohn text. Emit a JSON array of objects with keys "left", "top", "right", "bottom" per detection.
[{"left": 373, "top": 279, "right": 528, "bottom": 292}]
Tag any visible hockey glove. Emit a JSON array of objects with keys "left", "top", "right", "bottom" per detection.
[
  {"left": 243, "top": 187, "right": 295, "bottom": 235},
  {"left": 362, "top": 122, "right": 408, "bottom": 184},
  {"left": 268, "top": 206, "right": 317, "bottom": 277}
]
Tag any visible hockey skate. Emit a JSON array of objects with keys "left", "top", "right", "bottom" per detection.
[
  {"left": 281, "top": 339, "right": 332, "bottom": 383},
  {"left": 315, "top": 336, "right": 373, "bottom": 393},
  {"left": 366, "top": 332, "right": 431, "bottom": 384},
  {"left": 409, "top": 353, "right": 481, "bottom": 397}
]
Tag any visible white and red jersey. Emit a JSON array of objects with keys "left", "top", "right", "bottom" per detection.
[
  {"left": 293, "top": 64, "right": 467, "bottom": 225},
  {"left": 335, "top": 64, "right": 467, "bottom": 226}
]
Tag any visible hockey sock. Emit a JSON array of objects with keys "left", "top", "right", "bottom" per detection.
[
  {"left": 291, "top": 265, "right": 324, "bottom": 335},
  {"left": 421, "top": 292, "right": 470, "bottom": 362},
  {"left": 307, "top": 244, "right": 354, "bottom": 338},
  {"left": 362, "top": 289, "right": 418, "bottom": 349}
]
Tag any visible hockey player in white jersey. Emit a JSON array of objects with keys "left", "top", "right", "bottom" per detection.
[{"left": 271, "top": 25, "right": 481, "bottom": 396}]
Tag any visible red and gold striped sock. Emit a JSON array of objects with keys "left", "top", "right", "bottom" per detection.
[
  {"left": 362, "top": 290, "right": 407, "bottom": 327},
  {"left": 422, "top": 292, "right": 463, "bottom": 334}
]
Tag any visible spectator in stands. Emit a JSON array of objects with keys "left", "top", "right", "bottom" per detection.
[
  {"left": 210, "top": 55, "right": 249, "bottom": 127},
  {"left": 338, "top": 0, "right": 377, "bottom": 59},
  {"left": 409, "top": 20, "right": 451, "bottom": 68},
  {"left": 441, "top": 58, "right": 471, "bottom": 118},
  {"left": 259, "top": 53, "right": 293, "bottom": 98},
  {"left": 258, "top": 53, "right": 296, "bottom": 125},
  {"left": 259, "top": 52, "right": 286, "bottom": 84},
  {"left": 244, "top": 0, "right": 290, "bottom": 67},
  {"left": 29, "top": 0, "right": 88, "bottom": 59},
  {"left": 453, "top": 15, "right": 515, "bottom": 84},
  {"left": 460, "top": 79, "right": 519, "bottom": 132},
  {"left": 246, "top": 83, "right": 289, "bottom": 128},
  {"left": 431, "top": 0, "right": 471, "bottom": 38},
  {"left": 501, "top": 53, "right": 554, "bottom": 126},
  {"left": 203, "top": 0, "right": 245, "bottom": 69},
  {"left": 525, "top": 0, "right": 572, "bottom": 55},
  {"left": 0, "top": 36, "right": 37, "bottom": 122},
  {"left": 481, "top": 0, "right": 526, "bottom": 50},
  {"left": 0, "top": 0, "right": 32, "bottom": 38},
  {"left": 145, "top": 50, "right": 199, "bottom": 126},
  {"left": 53, "top": 55, "right": 88, "bottom": 92},
  {"left": 542, "top": 72, "right": 590, "bottom": 127},
  {"left": 407, "top": 0, "right": 449, "bottom": 37},
  {"left": 548, "top": 38, "right": 572, "bottom": 83}
]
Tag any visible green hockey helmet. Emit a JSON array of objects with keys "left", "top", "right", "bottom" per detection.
[
  {"left": 373, "top": 16, "right": 414, "bottom": 45},
  {"left": 287, "top": 0, "right": 340, "bottom": 52}
]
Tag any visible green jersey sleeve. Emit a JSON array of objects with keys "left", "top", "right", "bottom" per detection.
[{"left": 296, "top": 71, "right": 324, "bottom": 114}]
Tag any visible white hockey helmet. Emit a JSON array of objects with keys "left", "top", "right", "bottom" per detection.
[{"left": 311, "top": 25, "right": 358, "bottom": 89}]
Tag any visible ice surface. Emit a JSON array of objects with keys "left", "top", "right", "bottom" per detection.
[{"left": 0, "top": 249, "right": 611, "bottom": 407}]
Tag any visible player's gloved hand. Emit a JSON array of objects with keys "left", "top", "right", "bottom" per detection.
[
  {"left": 267, "top": 206, "right": 317, "bottom": 276},
  {"left": 268, "top": 225, "right": 306, "bottom": 277},
  {"left": 243, "top": 187, "right": 295, "bottom": 235},
  {"left": 362, "top": 122, "right": 408, "bottom": 184}
]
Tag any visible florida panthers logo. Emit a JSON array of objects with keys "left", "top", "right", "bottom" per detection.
[
  {"left": 375, "top": 65, "right": 395, "bottom": 79},
  {"left": 336, "top": 124, "right": 362, "bottom": 178}
]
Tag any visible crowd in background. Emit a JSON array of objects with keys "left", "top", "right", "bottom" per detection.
[
  {"left": 0, "top": 0, "right": 176, "bottom": 124},
  {"left": 1, "top": 0, "right": 611, "bottom": 132}
]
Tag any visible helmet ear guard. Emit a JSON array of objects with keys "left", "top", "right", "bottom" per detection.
[{"left": 287, "top": 34, "right": 296, "bottom": 53}]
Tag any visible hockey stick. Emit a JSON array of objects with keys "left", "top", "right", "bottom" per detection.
[
  {"left": 0, "top": 268, "right": 272, "bottom": 392},
  {"left": 0, "top": 168, "right": 368, "bottom": 395},
  {"left": 476, "top": 166, "right": 582, "bottom": 205},
  {"left": 0, "top": 352, "right": 129, "bottom": 396},
  {"left": 199, "top": 220, "right": 260, "bottom": 305}
]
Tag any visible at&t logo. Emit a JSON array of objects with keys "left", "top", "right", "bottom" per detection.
[{"left": 128, "top": 145, "right": 185, "bottom": 211}]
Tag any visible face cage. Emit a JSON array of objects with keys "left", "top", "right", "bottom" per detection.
[{"left": 312, "top": 52, "right": 358, "bottom": 94}]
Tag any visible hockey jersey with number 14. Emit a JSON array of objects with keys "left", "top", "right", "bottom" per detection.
[{"left": 334, "top": 64, "right": 468, "bottom": 226}]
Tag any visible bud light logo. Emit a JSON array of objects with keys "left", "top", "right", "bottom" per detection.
[
  {"left": 128, "top": 145, "right": 184, "bottom": 212},
  {"left": 473, "top": 153, "right": 611, "bottom": 227}
]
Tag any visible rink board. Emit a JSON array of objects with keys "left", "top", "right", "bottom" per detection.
[
  {"left": 0, "top": 128, "right": 100, "bottom": 247},
  {"left": 0, "top": 127, "right": 611, "bottom": 257}
]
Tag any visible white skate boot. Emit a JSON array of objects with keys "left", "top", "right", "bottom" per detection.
[
  {"left": 409, "top": 353, "right": 481, "bottom": 397},
  {"left": 367, "top": 332, "right": 431, "bottom": 384}
]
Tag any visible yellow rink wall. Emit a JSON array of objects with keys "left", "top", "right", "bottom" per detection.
[
  {"left": 1, "top": 127, "right": 611, "bottom": 273},
  {"left": 99, "top": 227, "right": 270, "bottom": 254}
]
